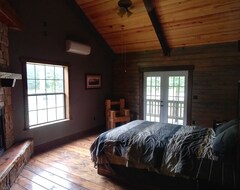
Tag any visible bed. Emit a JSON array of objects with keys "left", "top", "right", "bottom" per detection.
[
  {"left": 88, "top": 81, "right": 238, "bottom": 189},
  {"left": 90, "top": 120, "right": 239, "bottom": 189},
  {"left": 90, "top": 120, "right": 215, "bottom": 175}
]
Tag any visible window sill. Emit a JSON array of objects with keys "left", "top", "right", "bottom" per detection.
[{"left": 26, "top": 119, "right": 70, "bottom": 130}]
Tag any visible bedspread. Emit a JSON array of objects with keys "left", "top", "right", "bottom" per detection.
[{"left": 90, "top": 120, "right": 216, "bottom": 177}]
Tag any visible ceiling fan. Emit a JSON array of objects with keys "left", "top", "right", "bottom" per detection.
[{"left": 117, "top": 0, "right": 133, "bottom": 17}]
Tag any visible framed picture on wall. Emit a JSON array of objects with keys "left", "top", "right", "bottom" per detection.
[{"left": 85, "top": 74, "right": 102, "bottom": 89}]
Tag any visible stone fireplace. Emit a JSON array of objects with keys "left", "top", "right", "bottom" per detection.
[
  {"left": 0, "top": 2, "right": 34, "bottom": 189},
  {"left": 0, "top": 22, "right": 15, "bottom": 151},
  {"left": 0, "top": 106, "right": 5, "bottom": 155},
  {"left": 0, "top": 20, "right": 33, "bottom": 189}
]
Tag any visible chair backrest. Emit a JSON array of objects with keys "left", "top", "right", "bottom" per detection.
[{"left": 105, "top": 98, "right": 125, "bottom": 115}]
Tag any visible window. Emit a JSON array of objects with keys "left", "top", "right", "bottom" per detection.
[{"left": 25, "top": 61, "right": 69, "bottom": 128}]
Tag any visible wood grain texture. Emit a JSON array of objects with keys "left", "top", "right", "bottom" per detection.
[
  {"left": 10, "top": 131, "right": 240, "bottom": 189},
  {"left": 75, "top": 0, "right": 240, "bottom": 53},
  {"left": 11, "top": 133, "right": 160, "bottom": 190},
  {"left": 0, "top": 0, "right": 21, "bottom": 30},
  {"left": 112, "top": 42, "right": 240, "bottom": 127},
  {"left": 75, "top": 0, "right": 160, "bottom": 53}
]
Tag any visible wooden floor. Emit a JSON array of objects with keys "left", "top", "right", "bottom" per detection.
[
  {"left": 10, "top": 129, "right": 240, "bottom": 190},
  {"left": 10, "top": 132, "right": 149, "bottom": 190}
]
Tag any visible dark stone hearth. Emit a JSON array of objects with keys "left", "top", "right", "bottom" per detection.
[{"left": 0, "top": 140, "right": 33, "bottom": 189}]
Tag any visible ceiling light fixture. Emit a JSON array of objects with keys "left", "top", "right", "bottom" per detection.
[{"left": 117, "top": 0, "right": 133, "bottom": 17}]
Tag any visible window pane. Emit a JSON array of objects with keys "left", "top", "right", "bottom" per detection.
[
  {"left": 147, "top": 77, "right": 151, "bottom": 86},
  {"left": 174, "top": 77, "right": 180, "bottom": 86},
  {"left": 35, "top": 65, "right": 45, "bottom": 79},
  {"left": 46, "top": 80, "right": 55, "bottom": 93},
  {"left": 37, "top": 95, "right": 47, "bottom": 109},
  {"left": 156, "top": 77, "right": 160, "bottom": 86},
  {"left": 151, "top": 77, "right": 155, "bottom": 86},
  {"left": 146, "top": 87, "right": 151, "bottom": 96},
  {"left": 38, "top": 110, "right": 47, "bottom": 123},
  {"left": 180, "top": 77, "right": 185, "bottom": 86},
  {"left": 55, "top": 67, "right": 63, "bottom": 79},
  {"left": 169, "top": 77, "right": 173, "bottom": 86},
  {"left": 28, "top": 96, "right": 37, "bottom": 111},
  {"left": 168, "top": 87, "right": 174, "bottom": 101},
  {"left": 27, "top": 64, "right": 35, "bottom": 79},
  {"left": 36, "top": 80, "right": 46, "bottom": 94},
  {"left": 27, "top": 80, "right": 36, "bottom": 94},
  {"left": 57, "top": 107, "right": 64, "bottom": 120},
  {"left": 47, "top": 95, "right": 56, "bottom": 108},
  {"left": 56, "top": 80, "right": 64, "bottom": 93},
  {"left": 48, "top": 108, "right": 56, "bottom": 122},
  {"left": 29, "top": 111, "right": 37, "bottom": 126},
  {"left": 56, "top": 94, "right": 64, "bottom": 107},
  {"left": 46, "top": 66, "right": 54, "bottom": 79},
  {"left": 168, "top": 76, "right": 186, "bottom": 125}
]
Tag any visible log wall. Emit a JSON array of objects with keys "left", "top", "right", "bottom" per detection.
[{"left": 113, "top": 42, "right": 240, "bottom": 128}]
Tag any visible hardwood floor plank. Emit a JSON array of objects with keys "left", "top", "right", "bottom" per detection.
[
  {"left": 14, "top": 175, "right": 47, "bottom": 190},
  {"left": 33, "top": 153, "right": 92, "bottom": 175},
  {"left": 27, "top": 159, "right": 108, "bottom": 190},
  {"left": 31, "top": 152, "right": 123, "bottom": 190},
  {"left": 11, "top": 133, "right": 139, "bottom": 190},
  {"left": 10, "top": 183, "right": 27, "bottom": 190},
  {"left": 24, "top": 164, "right": 84, "bottom": 190},
  {"left": 20, "top": 169, "right": 68, "bottom": 190}
]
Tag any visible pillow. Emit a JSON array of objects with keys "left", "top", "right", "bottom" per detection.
[
  {"left": 213, "top": 123, "right": 238, "bottom": 158},
  {"left": 214, "top": 119, "right": 238, "bottom": 136}
]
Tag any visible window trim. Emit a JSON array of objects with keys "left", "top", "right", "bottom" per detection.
[{"left": 21, "top": 57, "right": 70, "bottom": 130}]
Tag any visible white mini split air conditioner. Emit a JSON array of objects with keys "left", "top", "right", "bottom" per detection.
[{"left": 66, "top": 40, "right": 91, "bottom": 55}]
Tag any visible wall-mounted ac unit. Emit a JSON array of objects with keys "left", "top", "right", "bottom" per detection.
[{"left": 66, "top": 40, "right": 91, "bottom": 55}]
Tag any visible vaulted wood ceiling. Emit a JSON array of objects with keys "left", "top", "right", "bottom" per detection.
[
  {"left": 0, "top": 0, "right": 21, "bottom": 30},
  {"left": 77, "top": 0, "right": 240, "bottom": 54}
]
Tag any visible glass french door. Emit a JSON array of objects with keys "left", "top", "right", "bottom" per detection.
[{"left": 143, "top": 71, "right": 188, "bottom": 125}]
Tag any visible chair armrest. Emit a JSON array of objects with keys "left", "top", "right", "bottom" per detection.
[
  {"left": 123, "top": 109, "right": 130, "bottom": 116},
  {"left": 109, "top": 110, "right": 116, "bottom": 118}
]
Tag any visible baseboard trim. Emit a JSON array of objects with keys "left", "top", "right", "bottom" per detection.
[{"left": 34, "top": 125, "right": 105, "bottom": 155}]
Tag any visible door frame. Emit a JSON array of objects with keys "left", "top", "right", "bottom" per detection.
[
  {"left": 143, "top": 70, "right": 188, "bottom": 124},
  {"left": 139, "top": 65, "right": 194, "bottom": 125}
]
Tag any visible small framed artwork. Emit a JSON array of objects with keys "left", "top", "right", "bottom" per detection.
[{"left": 85, "top": 74, "right": 102, "bottom": 89}]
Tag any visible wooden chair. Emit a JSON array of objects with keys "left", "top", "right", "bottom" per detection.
[{"left": 105, "top": 98, "right": 130, "bottom": 129}]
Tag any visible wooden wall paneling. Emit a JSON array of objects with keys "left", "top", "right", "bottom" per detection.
[{"left": 113, "top": 42, "right": 240, "bottom": 127}]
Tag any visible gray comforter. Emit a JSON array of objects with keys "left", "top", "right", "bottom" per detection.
[{"left": 90, "top": 120, "right": 215, "bottom": 177}]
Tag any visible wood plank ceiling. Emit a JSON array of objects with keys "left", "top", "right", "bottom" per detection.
[
  {"left": 0, "top": 0, "right": 21, "bottom": 30},
  {"left": 75, "top": 0, "right": 240, "bottom": 54}
]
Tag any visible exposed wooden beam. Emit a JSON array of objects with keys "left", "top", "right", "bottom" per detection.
[
  {"left": 143, "top": 0, "right": 171, "bottom": 56},
  {"left": 0, "top": 0, "right": 21, "bottom": 30}
]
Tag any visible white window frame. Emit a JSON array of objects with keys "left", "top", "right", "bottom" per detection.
[{"left": 23, "top": 60, "right": 69, "bottom": 129}]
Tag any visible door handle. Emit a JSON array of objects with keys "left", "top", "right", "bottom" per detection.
[{"left": 160, "top": 101, "right": 164, "bottom": 107}]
